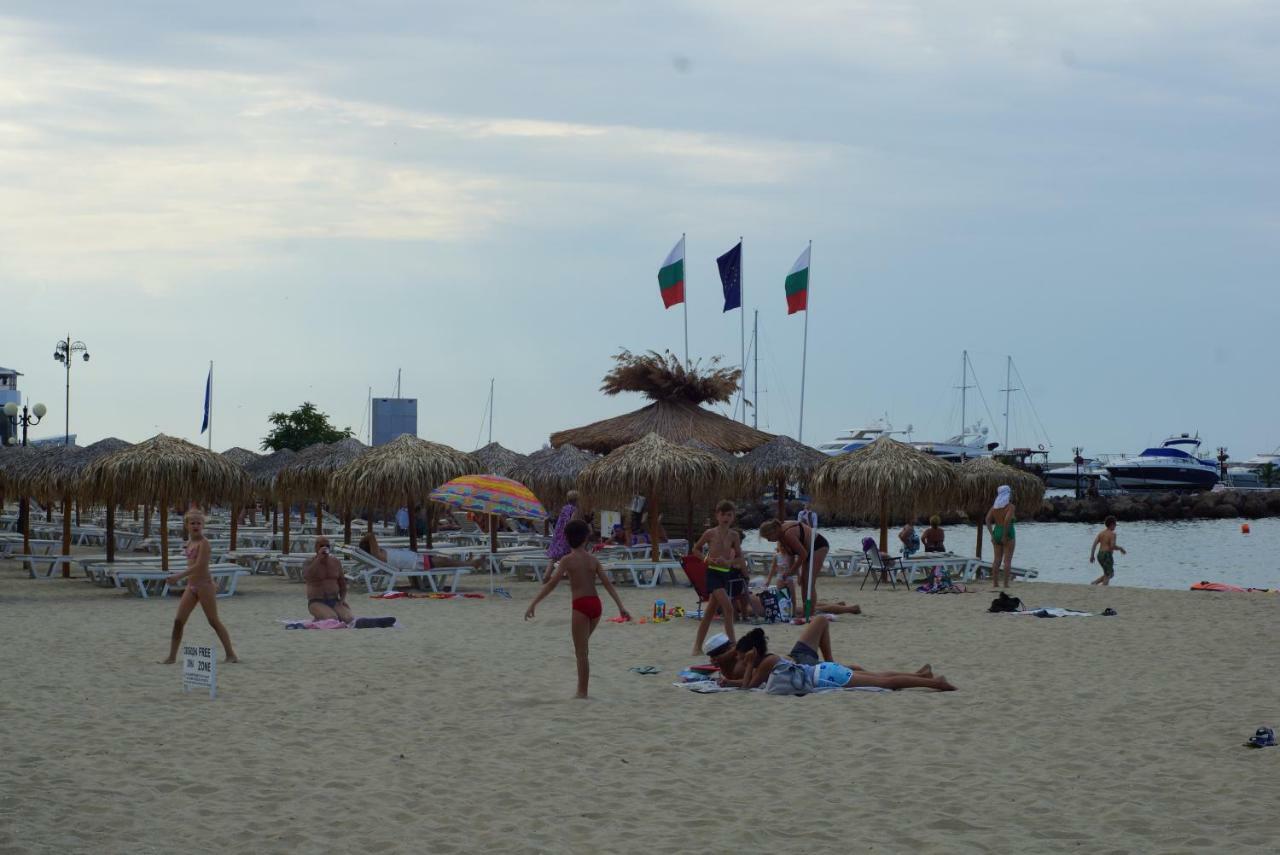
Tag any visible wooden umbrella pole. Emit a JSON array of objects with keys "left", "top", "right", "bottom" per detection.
[
  {"left": 316, "top": 503, "right": 324, "bottom": 535},
  {"left": 649, "top": 493, "right": 660, "bottom": 563},
  {"left": 490, "top": 514, "right": 498, "bottom": 554},
  {"left": 105, "top": 500, "right": 116, "bottom": 563},
  {"left": 230, "top": 503, "right": 239, "bottom": 551},
  {"left": 75, "top": 499, "right": 81, "bottom": 527},
  {"left": 160, "top": 501, "right": 170, "bottom": 573},
  {"left": 133, "top": 505, "right": 138, "bottom": 521},
  {"left": 282, "top": 503, "right": 291, "bottom": 555},
  {"left": 426, "top": 507, "right": 434, "bottom": 549},
  {"left": 879, "top": 496, "right": 889, "bottom": 553},
  {"left": 776, "top": 477, "right": 786, "bottom": 521},
  {"left": 143, "top": 503, "right": 151, "bottom": 539},
  {"left": 343, "top": 508, "right": 352, "bottom": 546},
  {"left": 974, "top": 516, "right": 983, "bottom": 559},
  {"left": 61, "top": 493, "right": 72, "bottom": 577},
  {"left": 21, "top": 496, "right": 30, "bottom": 554},
  {"left": 272, "top": 503, "right": 278, "bottom": 535},
  {"left": 407, "top": 494, "right": 418, "bottom": 552}
]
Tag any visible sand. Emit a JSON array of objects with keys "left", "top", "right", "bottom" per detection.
[{"left": 2, "top": 554, "right": 1278, "bottom": 854}]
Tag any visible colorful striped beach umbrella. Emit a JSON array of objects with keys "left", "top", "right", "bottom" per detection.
[{"left": 429, "top": 474, "right": 548, "bottom": 522}]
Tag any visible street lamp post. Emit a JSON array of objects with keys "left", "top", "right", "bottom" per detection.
[
  {"left": 53, "top": 336, "right": 89, "bottom": 446},
  {"left": 4, "top": 400, "right": 48, "bottom": 555}
]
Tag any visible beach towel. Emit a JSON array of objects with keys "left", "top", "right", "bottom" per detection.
[
  {"left": 372, "top": 591, "right": 485, "bottom": 600},
  {"left": 673, "top": 681, "right": 889, "bottom": 695},
  {"left": 1013, "top": 607, "right": 1093, "bottom": 618},
  {"left": 279, "top": 617, "right": 401, "bottom": 629}
]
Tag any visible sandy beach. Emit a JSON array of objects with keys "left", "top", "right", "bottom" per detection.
[{"left": 2, "top": 557, "right": 1277, "bottom": 854}]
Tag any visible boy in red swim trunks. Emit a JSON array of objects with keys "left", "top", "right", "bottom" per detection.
[{"left": 525, "top": 519, "right": 630, "bottom": 698}]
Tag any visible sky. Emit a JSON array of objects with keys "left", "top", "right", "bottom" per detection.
[{"left": 2, "top": 1, "right": 1277, "bottom": 461}]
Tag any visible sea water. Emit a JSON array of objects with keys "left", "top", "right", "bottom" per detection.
[{"left": 744, "top": 517, "right": 1280, "bottom": 591}]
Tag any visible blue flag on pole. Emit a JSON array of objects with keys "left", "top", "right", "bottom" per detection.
[
  {"left": 200, "top": 365, "right": 212, "bottom": 434},
  {"left": 717, "top": 241, "right": 742, "bottom": 312}
]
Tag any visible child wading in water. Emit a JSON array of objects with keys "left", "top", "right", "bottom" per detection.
[
  {"left": 1089, "top": 515, "right": 1127, "bottom": 586},
  {"left": 525, "top": 519, "right": 630, "bottom": 698}
]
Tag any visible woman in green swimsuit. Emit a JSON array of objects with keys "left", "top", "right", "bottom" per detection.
[{"left": 984, "top": 485, "right": 1016, "bottom": 589}]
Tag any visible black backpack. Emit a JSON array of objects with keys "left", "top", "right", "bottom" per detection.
[{"left": 988, "top": 592, "right": 1023, "bottom": 613}]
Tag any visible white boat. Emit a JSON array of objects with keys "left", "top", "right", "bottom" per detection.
[
  {"left": 1044, "top": 458, "right": 1112, "bottom": 489},
  {"left": 816, "top": 419, "right": 905, "bottom": 456},
  {"left": 911, "top": 421, "right": 998, "bottom": 462},
  {"left": 1103, "top": 434, "right": 1220, "bottom": 491},
  {"left": 1243, "top": 446, "right": 1280, "bottom": 468}
]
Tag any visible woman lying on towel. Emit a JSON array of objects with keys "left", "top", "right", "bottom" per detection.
[
  {"left": 358, "top": 532, "right": 485, "bottom": 572},
  {"left": 706, "top": 617, "right": 955, "bottom": 692}
]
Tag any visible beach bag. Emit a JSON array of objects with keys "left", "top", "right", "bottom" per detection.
[
  {"left": 759, "top": 589, "right": 781, "bottom": 623},
  {"left": 988, "top": 592, "right": 1023, "bottom": 613},
  {"left": 765, "top": 661, "right": 817, "bottom": 695}
]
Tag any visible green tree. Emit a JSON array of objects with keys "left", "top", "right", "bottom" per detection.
[
  {"left": 1260, "top": 463, "right": 1277, "bottom": 488},
  {"left": 261, "top": 402, "right": 352, "bottom": 452}
]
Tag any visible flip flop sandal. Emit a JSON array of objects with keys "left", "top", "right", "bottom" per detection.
[{"left": 629, "top": 666, "right": 661, "bottom": 675}]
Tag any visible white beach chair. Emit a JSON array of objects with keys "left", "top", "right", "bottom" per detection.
[{"left": 336, "top": 546, "right": 469, "bottom": 593}]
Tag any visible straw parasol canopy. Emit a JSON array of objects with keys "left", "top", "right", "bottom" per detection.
[
  {"left": 276, "top": 437, "right": 368, "bottom": 503},
  {"left": 736, "top": 435, "right": 827, "bottom": 519},
  {"left": 956, "top": 457, "right": 1046, "bottom": 558},
  {"left": 550, "top": 350, "right": 775, "bottom": 454},
  {"left": 471, "top": 442, "right": 528, "bottom": 478},
  {"left": 578, "top": 432, "right": 731, "bottom": 561},
  {"left": 221, "top": 447, "right": 261, "bottom": 468},
  {"left": 810, "top": 436, "right": 961, "bottom": 551},
  {"left": 83, "top": 434, "right": 250, "bottom": 571},
  {"left": 509, "top": 444, "right": 598, "bottom": 510},
  {"left": 245, "top": 448, "right": 296, "bottom": 502},
  {"left": 329, "top": 434, "right": 479, "bottom": 550}
]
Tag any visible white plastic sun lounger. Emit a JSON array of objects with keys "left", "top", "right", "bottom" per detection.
[{"left": 337, "top": 547, "right": 469, "bottom": 594}]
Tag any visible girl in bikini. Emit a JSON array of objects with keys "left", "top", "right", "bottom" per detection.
[
  {"left": 161, "top": 508, "right": 238, "bottom": 664},
  {"left": 759, "top": 518, "right": 829, "bottom": 618},
  {"left": 984, "top": 485, "right": 1016, "bottom": 589}
]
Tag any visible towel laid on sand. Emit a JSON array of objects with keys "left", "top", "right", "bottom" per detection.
[
  {"left": 1015, "top": 607, "right": 1093, "bottom": 618},
  {"left": 674, "top": 680, "right": 888, "bottom": 695},
  {"left": 372, "top": 591, "right": 484, "bottom": 600},
  {"left": 280, "top": 617, "right": 401, "bottom": 630}
]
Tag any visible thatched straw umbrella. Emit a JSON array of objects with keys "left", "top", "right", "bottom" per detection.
[
  {"left": 0, "top": 445, "right": 40, "bottom": 555},
  {"left": 329, "top": 434, "right": 479, "bottom": 551},
  {"left": 577, "top": 432, "right": 731, "bottom": 561},
  {"left": 811, "top": 436, "right": 960, "bottom": 552},
  {"left": 550, "top": 350, "right": 775, "bottom": 454},
  {"left": 737, "top": 436, "right": 826, "bottom": 520},
  {"left": 83, "top": 434, "right": 249, "bottom": 572},
  {"left": 16, "top": 444, "right": 86, "bottom": 573},
  {"left": 245, "top": 449, "right": 296, "bottom": 550},
  {"left": 510, "top": 444, "right": 598, "bottom": 510},
  {"left": 276, "top": 437, "right": 368, "bottom": 543},
  {"left": 471, "top": 442, "right": 528, "bottom": 478},
  {"left": 957, "top": 457, "right": 1046, "bottom": 559},
  {"left": 78, "top": 438, "right": 132, "bottom": 562}
]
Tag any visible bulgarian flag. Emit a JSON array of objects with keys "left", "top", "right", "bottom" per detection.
[
  {"left": 785, "top": 244, "right": 810, "bottom": 314},
  {"left": 657, "top": 236, "right": 686, "bottom": 309}
]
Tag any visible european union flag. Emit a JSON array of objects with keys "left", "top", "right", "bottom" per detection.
[{"left": 717, "top": 241, "right": 742, "bottom": 312}]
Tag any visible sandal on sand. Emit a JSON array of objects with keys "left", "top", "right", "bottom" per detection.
[{"left": 629, "top": 666, "right": 661, "bottom": 675}]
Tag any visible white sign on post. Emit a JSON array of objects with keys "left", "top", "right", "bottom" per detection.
[{"left": 181, "top": 643, "right": 217, "bottom": 699}]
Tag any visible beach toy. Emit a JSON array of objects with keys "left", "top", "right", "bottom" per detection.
[
  {"left": 1244, "top": 726, "right": 1276, "bottom": 748},
  {"left": 1241, "top": 523, "right": 1250, "bottom": 534},
  {"left": 653, "top": 599, "right": 666, "bottom": 621}
]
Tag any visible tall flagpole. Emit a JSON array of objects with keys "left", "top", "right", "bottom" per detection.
[
  {"left": 739, "top": 236, "right": 746, "bottom": 423},
  {"left": 207, "top": 360, "right": 213, "bottom": 450},
  {"left": 682, "top": 232, "right": 690, "bottom": 368},
  {"left": 798, "top": 241, "right": 811, "bottom": 443}
]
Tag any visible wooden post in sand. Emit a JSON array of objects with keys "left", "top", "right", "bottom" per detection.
[
  {"left": 407, "top": 494, "right": 418, "bottom": 552},
  {"left": 879, "top": 496, "right": 889, "bottom": 554},
  {"left": 272, "top": 504, "right": 278, "bottom": 536},
  {"left": 426, "top": 508, "right": 434, "bottom": 549},
  {"left": 143, "top": 503, "right": 151, "bottom": 539},
  {"left": 60, "top": 493, "right": 72, "bottom": 577},
  {"left": 776, "top": 477, "right": 786, "bottom": 522},
  {"left": 974, "top": 522, "right": 983, "bottom": 560},
  {"left": 316, "top": 503, "right": 324, "bottom": 535},
  {"left": 282, "top": 504, "right": 291, "bottom": 555},
  {"left": 648, "top": 493, "right": 660, "bottom": 563},
  {"left": 229, "top": 503, "right": 239, "bottom": 551},
  {"left": 105, "top": 502, "right": 116, "bottom": 563},
  {"left": 160, "top": 503, "right": 170, "bottom": 573},
  {"left": 343, "top": 508, "right": 352, "bottom": 546}
]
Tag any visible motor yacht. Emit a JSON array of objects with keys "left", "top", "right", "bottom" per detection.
[
  {"left": 816, "top": 419, "right": 904, "bottom": 456},
  {"left": 1103, "top": 434, "right": 1220, "bottom": 491},
  {"left": 910, "top": 421, "right": 998, "bottom": 462}
]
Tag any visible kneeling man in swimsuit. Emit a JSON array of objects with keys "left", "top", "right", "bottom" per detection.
[{"left": 304, "top": 537, "right": 354, "bottom": 623}]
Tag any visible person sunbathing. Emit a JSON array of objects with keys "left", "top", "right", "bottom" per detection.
[
  {"left": 303, "top": 536, "right": 353, "bottom": 623},
  {"left": 707, "top": 618, "right": 954, "bottom": 692},
  {"left": 160, "top": 508, "right": 238, "bottom": 664},
  {"left": 358, "top": 531, "right": 484, "bottom": 573}
]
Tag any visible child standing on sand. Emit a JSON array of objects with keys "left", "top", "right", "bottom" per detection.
[
  {"left": 691, "top": 500, "right": 748, "bottom": 656},
  {"left": 525, "top": 519, "right": 630, "bottom": 698},
  {"left": 1089, "top": 515, "right": 1127, "bottom": 586}
]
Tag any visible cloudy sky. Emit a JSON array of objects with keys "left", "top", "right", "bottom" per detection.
[{"left": 2, "top": 2, "right": 1276, "bottom": 460}]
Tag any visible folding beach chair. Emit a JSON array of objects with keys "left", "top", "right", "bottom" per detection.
[{"left": 860, "top": 538, "right": 908, "bottom": 591}]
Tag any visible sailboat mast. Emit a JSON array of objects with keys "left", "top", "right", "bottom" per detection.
[
  {"left": 753, "top": 310, "right": 759, "bottom": 430},
  {"left": 488, "top": 378, "right": 494, "bottom": 445},
  {"left": 1004, "top": 356, "right": 1012, "bottom": 450},
  {"left": 960, "top": 350, "right": 968, "bottom": 438}
]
